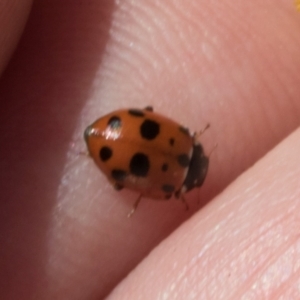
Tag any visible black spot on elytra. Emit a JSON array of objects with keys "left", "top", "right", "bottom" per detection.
[
  {"left": 128, "top": 109, "right": 145, "bottom": 117},
  {"left": 179, "top": 126, "right": 190, "bottom": 136},
  {"left": 129, "top": 153, "right": 150, "bottom": 177},
  {"left": 108, "top": 116, "right": 121, "bottom": 129},
  {"left": 162, "top": 184, "right": 175, "bottom": 193},
  {"left": 99, "top": 146, "right": 112, "bottom": 161},
  {"left": 177, "top": 154, "right": 190, "bottom": 167},
  {"left": 169, "top": 138, "right": 175, "bottom": 146},
  {"left": 161, "top": 163, "right": 168, "bottom": 172},
  {"left": 111, "top": 169, "right": 127, "bottom": 181},
  {"left": 140, "top": 119, "right": 160, "bottom": 140}
]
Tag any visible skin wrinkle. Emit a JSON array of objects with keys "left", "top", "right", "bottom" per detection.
[
  {"left": 240, "top": 239, "right": 300, "bottom": 299},
  {"left": 225, "top": 145, "right": 298, "bottom": 298},
  {"left": 185, "top": 212, "right": 288, "bottom": 298},
  {"left": 176, "top": 7, "right": 231, "bottom": 68},
  {"left": 111, "top": 12, "right": 156, "bottom": 65},
  {"left": 123, "top": 12, "right": 179, "bottom": 71},
  {"left": 106, "top": 18, "right": 159, "bottom": 92},
  {"left": 277, "top": 276, "right": 300, "bottom": 299},
  {"left": 195, "top": 0, "right": 263, "bottom": 56},
  {"left": 108, "top": 34, "right": 151, "bottom": 87},
  {"left": 149, "top": 2, "right": 209, "bottom": 61},
  {"left": 233, "top": 213, "right": 299, "bottom": 298},
  {"left": 109, "top": 9, "right": 176, "bottom": 90},
  {"left": 120, "top": 5, "right": 155, "bottom": 38},
  {"left": 279, "top": 246, "right": 300, "bottom": 298},
  {"left": 110, "top": 2, "right": 211, "bottom": 110},
  {"left": 213, "top": 3, "right": 300, "bottom": 135},
  {"left": 257, "top": 65, "right": 298, "bottom": 141},
  {"left": 213, "top": 213, "right": 288, "bottom": 299},
  {"left": 116, "top": 0, "right": 215, "bottom": 86}
]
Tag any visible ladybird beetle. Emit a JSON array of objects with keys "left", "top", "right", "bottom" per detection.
[{"left": 84, "top": 107, "right": 208, "bottom": 215}]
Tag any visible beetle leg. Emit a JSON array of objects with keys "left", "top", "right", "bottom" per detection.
[
  {"left": 180, "top": 194, "right": 189, "bottom": 211},
  {"left": 208, "top": 143, "right": 218, "bottom": 158},
  {"left": 127, "top": 194, "right": 143, "bottom": 218}
]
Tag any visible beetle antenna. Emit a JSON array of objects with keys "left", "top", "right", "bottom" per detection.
[{"left": 198, "top": 123, "right": 210, "bottom": 136}]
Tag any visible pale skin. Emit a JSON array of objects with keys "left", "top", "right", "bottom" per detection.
[{"left": 1, "top": 0, "right": 300, "bottom": 299}]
